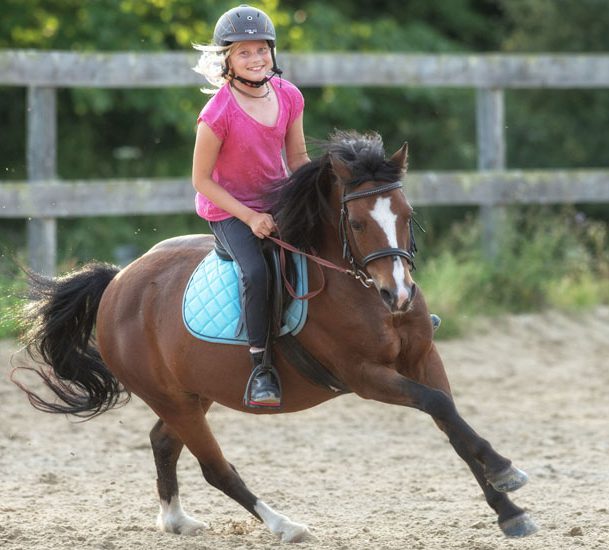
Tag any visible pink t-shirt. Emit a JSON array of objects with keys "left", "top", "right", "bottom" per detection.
[{"left": 195, "top": 78, "right": 305, "bottom": 222}]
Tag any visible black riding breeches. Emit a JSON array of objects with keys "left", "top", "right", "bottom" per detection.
[{"left": 209, "top": 217, "right": 270, "bottom": 349}]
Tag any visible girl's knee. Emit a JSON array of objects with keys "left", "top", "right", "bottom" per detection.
[{"left": 242, "top": 259, "right": 268, "bottom": 289}]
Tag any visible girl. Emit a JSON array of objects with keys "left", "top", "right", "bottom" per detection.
[{"left": 192, "top": 5, "right": 310, "bottom": 409}]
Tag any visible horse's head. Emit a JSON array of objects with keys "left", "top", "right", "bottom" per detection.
[{"left": 329, "top": 136, "right": 417, "bottom": 313}]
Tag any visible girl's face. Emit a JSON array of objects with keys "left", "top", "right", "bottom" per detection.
[{"left": 228, "top": 40, "right": 272, "bottom": 82}]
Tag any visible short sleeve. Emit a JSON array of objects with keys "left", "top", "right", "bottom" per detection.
[
  {"left": 197, "top": 93, "right": 229, "bottom": 141},
  {"left": 284, "top": 81, "right": 305, "bottom": 128}
]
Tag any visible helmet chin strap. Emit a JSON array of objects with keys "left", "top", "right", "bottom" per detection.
[{"left": 232, "top": 68, "right": 281, "bottom": 88}]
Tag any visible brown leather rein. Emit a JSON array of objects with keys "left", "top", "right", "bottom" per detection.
[{"left": 267, "top": 234, "right": 356, "bottom": 300}]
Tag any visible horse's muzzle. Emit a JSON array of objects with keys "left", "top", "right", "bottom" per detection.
[{"left": 379, "top": 283, "right": 416, "bottom": 312}]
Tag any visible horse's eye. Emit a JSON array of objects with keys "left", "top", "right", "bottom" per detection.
[{"left": 349, "top": 219, "right": 364, "bottom": 231}]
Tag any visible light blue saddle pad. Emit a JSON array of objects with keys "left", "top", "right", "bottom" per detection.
[{"left": 182, "top": 250, "right": 308, "bottom": 345}]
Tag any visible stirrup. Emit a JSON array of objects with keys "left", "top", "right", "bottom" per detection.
[{"left": 243, "top": 363, "right": 282, "bottom": 410}]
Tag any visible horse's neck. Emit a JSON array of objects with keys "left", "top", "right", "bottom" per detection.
[{"left": 318, "top": 185, "right": 346, "bottom": 263}]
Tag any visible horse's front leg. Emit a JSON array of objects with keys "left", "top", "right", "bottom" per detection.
[
  {"left": 352, "top": 362, "right": 537, "bottom": 537},
  {"left": 415, "top": 348, "right": 538, "bottom": 536}
]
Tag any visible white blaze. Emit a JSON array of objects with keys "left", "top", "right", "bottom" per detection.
[{"left": 370, "top": 196, "right": 411, "bottom": 307}]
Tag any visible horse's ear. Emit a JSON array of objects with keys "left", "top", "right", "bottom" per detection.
[
  {"left": 390, "top": 142, "right": 409, "bottom": 173},
  {"left": 329, "top": 155, "right": 352, "bottom": 183}
]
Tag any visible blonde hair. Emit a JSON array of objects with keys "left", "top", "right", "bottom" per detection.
[
  {"left": 193, "top": 41, "right": 277, "bottom": 94},
  {"left": 192, "top": 43, "right": 235, "bottom": 94}
]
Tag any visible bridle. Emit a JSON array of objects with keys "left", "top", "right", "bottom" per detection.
[
  {"left": 269, "top": 179, "right": 418, "bottom": 298},
  {"left": 339, "top": 180, "right": 417, "bottom": 288}
]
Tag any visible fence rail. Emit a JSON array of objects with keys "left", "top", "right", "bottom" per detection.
[
  {"left": 1, "top": 50, "right": 608, "bottom": 274},
  {"left": 1, "top": 170, "right": 608, "bottom": 219},
  {"left": 4, "top": 50, "right": 609, "bottom": 88}
]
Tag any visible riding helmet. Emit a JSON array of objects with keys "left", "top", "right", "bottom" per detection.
[{"left": 213, "top": 5, "right": 277, "bottom": 47}]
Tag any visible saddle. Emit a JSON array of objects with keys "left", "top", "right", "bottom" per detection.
[
  {"left": 182, "top": 241, "right": 307, "bottom": 345},
  {"left": 182, "top": 240, "right": 350, "bottom": 395}
]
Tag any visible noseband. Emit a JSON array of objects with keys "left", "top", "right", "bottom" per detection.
[{"left": 339, "top": 180, "right": 417, "bottom": 287}]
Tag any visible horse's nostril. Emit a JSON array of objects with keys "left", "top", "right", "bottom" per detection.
[{"left": 380, "top": 288, "right": 395, "bottom": 308}]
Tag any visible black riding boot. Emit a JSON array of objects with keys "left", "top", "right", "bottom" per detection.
[{"left": 244, "top": 350, "right": 281, "bottom": 409}]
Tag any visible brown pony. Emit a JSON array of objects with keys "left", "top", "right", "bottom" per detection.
[{"left": 15, "top": 131, "right": 537, "bottom": 542}]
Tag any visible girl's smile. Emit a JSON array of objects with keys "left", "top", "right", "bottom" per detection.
[{"left": 229, "top": 40, "right": 272, "bottom": 82}]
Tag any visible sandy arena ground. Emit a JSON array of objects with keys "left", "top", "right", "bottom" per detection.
[{"left": 1, "top": 308, "right": 608, "bottom": 550}]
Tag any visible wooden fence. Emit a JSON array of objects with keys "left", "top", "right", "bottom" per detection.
[{"left": 2, "top": 50, "right": 609, "bottom": 274}]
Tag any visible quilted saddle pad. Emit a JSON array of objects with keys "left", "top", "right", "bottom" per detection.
[{"left": 182, "top": 250, "right": 308, "bottom": 345}]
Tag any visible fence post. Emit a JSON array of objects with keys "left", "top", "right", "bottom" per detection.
[
  {"left": 27, "top": 86, "right": 57, "bottom": 276},
  {"left": 476, "top": 87, "right": 506, "bottom": 258}
]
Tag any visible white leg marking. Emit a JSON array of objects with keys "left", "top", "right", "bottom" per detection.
[
  {"left": 157, "top": 495, "right": 208, "bottom": 535},
  {"left": 255, "top": 500, "right": 313, "bottom": 543},
  {"left": 370, "top": 197, "right": 412, "bottom": 307}
]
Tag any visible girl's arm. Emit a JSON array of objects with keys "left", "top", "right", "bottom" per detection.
[
  {"left": 284, "top": 112, "right": 310, "bottom": 173},
  {"left": 192, "top": 122, "right": 275, "bottom": 238}
]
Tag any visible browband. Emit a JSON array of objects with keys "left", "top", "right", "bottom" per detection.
[{"left": 341, "top": 180, "right": 403, "bottom": 204}]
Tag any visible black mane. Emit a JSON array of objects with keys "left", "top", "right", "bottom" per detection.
[{"left": 270, "top": 131, "right": 403, "bottom": 251}]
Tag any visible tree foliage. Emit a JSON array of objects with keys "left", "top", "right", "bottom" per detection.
[
  {"left": 0, "top": 0, "right": 607, "bottom": 263},
  {"left": 500, "top": 0, "right": 609, "bottom": 169},
  {"left": 0, "top": 0, "right": 510, "bottom": 182}
]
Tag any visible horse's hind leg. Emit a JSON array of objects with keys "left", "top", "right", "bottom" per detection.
[
  {"left": 150, "top": 419, "right": 208, "bottom": 535},
  {"left": 158, "top": 400, "right": 312, "bottom": 543}
]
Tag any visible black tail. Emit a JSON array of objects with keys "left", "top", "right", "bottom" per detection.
[{"left": 12, "top": 262, "right": 130, "bottom": 419}]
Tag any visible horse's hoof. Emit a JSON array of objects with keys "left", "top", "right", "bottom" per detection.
[
  {"left": 157, "top": 512, "right": 208, "bottom": 535},
  {"left": 499, "top": 513, "right": 539, "bottom": 537},
  {"left": 487, "top": 465, "right": 528, "bottom": 493},
  {"left": 280, "top": 522, "right": 314, "bottom": 543}
]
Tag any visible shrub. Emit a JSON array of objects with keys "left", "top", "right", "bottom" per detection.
[
  {"left": 418, "top": 206, "right": 609, "bottom": 338},
  {"left": 0, "top": 271, "right": 27, "bottom": 340}
]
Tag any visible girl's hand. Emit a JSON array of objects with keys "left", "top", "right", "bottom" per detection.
[{"left": 247, "top": 212, "right": 276, "bottom": 239}]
